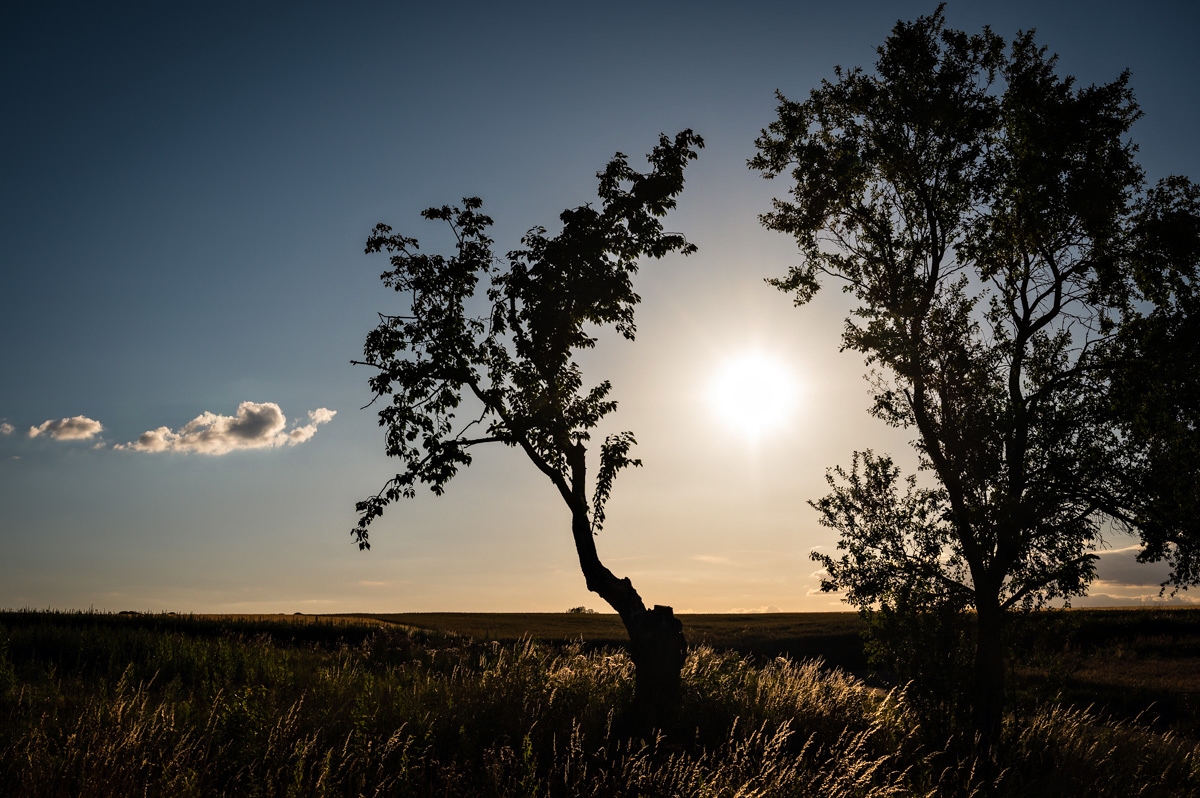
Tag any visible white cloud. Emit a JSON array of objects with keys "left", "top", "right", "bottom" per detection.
[
  {"left": 0, "top": 422, "right": 13, "bottom": 435},
  {"left": 728, "top": 605, "right": 782, "bottom": 614},
  {"left": 308, "top": 407, "right": 336, "bottom": 425},
  {"left": 28, "top": 416, "right": 104, "bottom": 441},
  {"left": 283, "top": 408, "right": 339, "bottom": 446},
  {"left": 116, "top": 402, "right": 335, "bottom": 455}
]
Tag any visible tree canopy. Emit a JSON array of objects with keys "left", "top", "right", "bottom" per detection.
[
  {"left": 353, "top": 131, "right": 704, "bottom": 722},
  {"left": 353, "top": 130, "right": 702, "bottom": 548},
  {"left": 751, "top": 6, "right": 1198, "bottom": 736},
  {"left": 1101, "top": 176, "right": 1200, "bottom": 587}
]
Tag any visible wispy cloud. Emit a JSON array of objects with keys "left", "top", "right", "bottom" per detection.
[
  {"left": 693, "top": 554, "right": 735, "bottom": 566},
  {"left": 116, "top": 402, "right": 335, "bottom": 455},
  {"left": 283, "top": 408, "right": 337, "bottom": 446},
  {"left": 1093, "top": 544, "right": 1174, "bottom": 588},
  {"left": 1082, "top": 545, "right": 1193, "bottom": 605},
  {"left": 28, "top": 416, "right": 104, "bottom": 441},
  {"left": 1081, "top": 587, "right": 1200, "bottom": 606},
  {"left": 0, "top": 422, "right": 13, "bottom": 435},
  {"left": 727, "top": 605, "right": 782, "bottom": 614}
]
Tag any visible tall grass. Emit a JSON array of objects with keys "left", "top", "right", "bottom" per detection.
[{"left": 1, "top": 611, "right": 1196, "bottom": 796}]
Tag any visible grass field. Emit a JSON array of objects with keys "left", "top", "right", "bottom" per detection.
[
  {"left": 355, "top": 611, "right": 869, "bottom": 667},
  {"left": 169, "top": 607, "right": 1200, "bottom": 726},
  {"left": 1, "top": 608, "right": 1197, "bottom": 796},
  {"left": 356, "top": 609, "right": 1200, "bottom": 735},
  {"left": 73, "top": 608, "right": 1200, "bottom": 719}
]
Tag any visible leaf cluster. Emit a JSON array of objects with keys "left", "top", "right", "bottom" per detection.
[
  {"left": 352, "top": 132, "right": 704, "bottom": 549},
  {"left": 754, "top": 6, "right": 1200, "bottom": 624},
  {"left": 1101, "top": 177, "right": 1200, "bottom": 585}
]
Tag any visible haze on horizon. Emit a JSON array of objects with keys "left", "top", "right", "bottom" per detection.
[{"left": 2, "top": 0, "right": 1197, "bottom": 614}]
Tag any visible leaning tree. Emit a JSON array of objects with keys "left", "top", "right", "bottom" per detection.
[
  {"left": 353, "top": 131, "right": 703, "bottom": 722},
  {"left": 751, "top": 7, "right": 1199, "bottom": 740}
]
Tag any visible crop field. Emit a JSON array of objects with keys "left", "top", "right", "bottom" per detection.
[{"left": 1, "top": 608, "right": 1197, "bottom": 796}]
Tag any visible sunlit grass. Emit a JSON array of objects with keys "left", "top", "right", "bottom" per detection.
[{"left": 0, "top": 610, "right": 1197, "bottom": 796}]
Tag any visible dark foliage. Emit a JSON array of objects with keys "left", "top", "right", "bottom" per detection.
[
  {"left": 353, "top": 132, "right": 704, "bottom": 722},
  {"left": 752, "top": 5, "right": 1200, "bottom": 740}
]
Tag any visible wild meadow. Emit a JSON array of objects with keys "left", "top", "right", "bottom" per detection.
[{"left": 1, "top": 609, "right": 1198, "bottom": 797}]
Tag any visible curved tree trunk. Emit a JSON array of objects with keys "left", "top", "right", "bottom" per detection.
[{"left": 570, "top": 509, "right": 687, "bottom": 727}]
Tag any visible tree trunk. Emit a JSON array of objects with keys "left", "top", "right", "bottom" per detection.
[
  {"left": 973, "top": 596, "right": 1006, "bottom": 746},
  {"left": 570, "top": 509, "right": 686, "bottom": 727}
]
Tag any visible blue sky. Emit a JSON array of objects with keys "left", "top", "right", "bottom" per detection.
[{"left": 2, "top": 1, "right": 1198, "bottom": 613}]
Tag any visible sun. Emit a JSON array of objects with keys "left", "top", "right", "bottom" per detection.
[{"left": 708, "top": 352, "right": 798, "bottom": 440}]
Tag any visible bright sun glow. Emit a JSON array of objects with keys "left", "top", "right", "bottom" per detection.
[{"left": 708, "top": 352, "right": 798, "bottom": 440}]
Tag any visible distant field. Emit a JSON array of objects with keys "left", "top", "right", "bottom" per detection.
[
  {"left": 350, "top": 608, "right": 1200, "bottom": 731},
  {"left": 354, "top": 612, "right": 868, "bottom": 669},
  {"left": 7, "top": 607, "right": 1197, "bottom": 730}
]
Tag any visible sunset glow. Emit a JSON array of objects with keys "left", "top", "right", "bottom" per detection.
[
  {"left": 709, "top": 352, "right": 798, "bottom": 440},
  {"left": 1, "top": 1, "right": 1194, "bottom": 615}
]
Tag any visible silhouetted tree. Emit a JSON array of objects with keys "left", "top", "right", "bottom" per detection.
[
  {"left": 353, "top": 131, "right": 703, "bottom": 724},
  {"left": 751, "top": 7, "right": 1198, "bottom": 742},
  {"left": 1101, "top": 176, "right": 1200, "bottom": 587}
]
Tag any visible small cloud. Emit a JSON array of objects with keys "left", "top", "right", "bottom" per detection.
[
  {"left": 693, "top": 554, "right": 735, "bottom": 566},
  {"left": 283, "top": 408, "right": 338, "bottom": 445},
  {"left": 116, "top": 402, "right": 335, "bottom": 455},
  {"left": 308, "top": 407, "right": 336, "bottom": 425},
  {"left": 29, "top": 416, "right": 104, "bottom": 441},
  {"left": 0, "top": 422, "right": 14, "bottom": 435},
  {"left": 356, "top": 580, "right": 387, "bottom": 587},
  {"left": 728, "top": 605, "right": 782, "bottom": 614}
]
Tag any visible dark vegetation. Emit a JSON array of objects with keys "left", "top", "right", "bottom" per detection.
[
  {"left": 360, "top": 612, "right": 870, "bottom": 671},
  {"left": 752, "top": 6, "right": 1200, "bottom": 743},
  {"left": 2, "top": 609, "right": 1198, "bottom": 796}
]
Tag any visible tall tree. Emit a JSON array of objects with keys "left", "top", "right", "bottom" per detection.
[
  {"left": 1101, "top": 176, "right": 1200, "bottom": 587},
  {"left": 353, "top": 131, "right": 703, "bottom": 723},
  {"left": 751, "top": 7, "right": 1198, "bottom": 739}
]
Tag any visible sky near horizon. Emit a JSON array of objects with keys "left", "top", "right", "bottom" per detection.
[{"left": 2, "top": 1, "right": 1198, "bottom": 614}]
